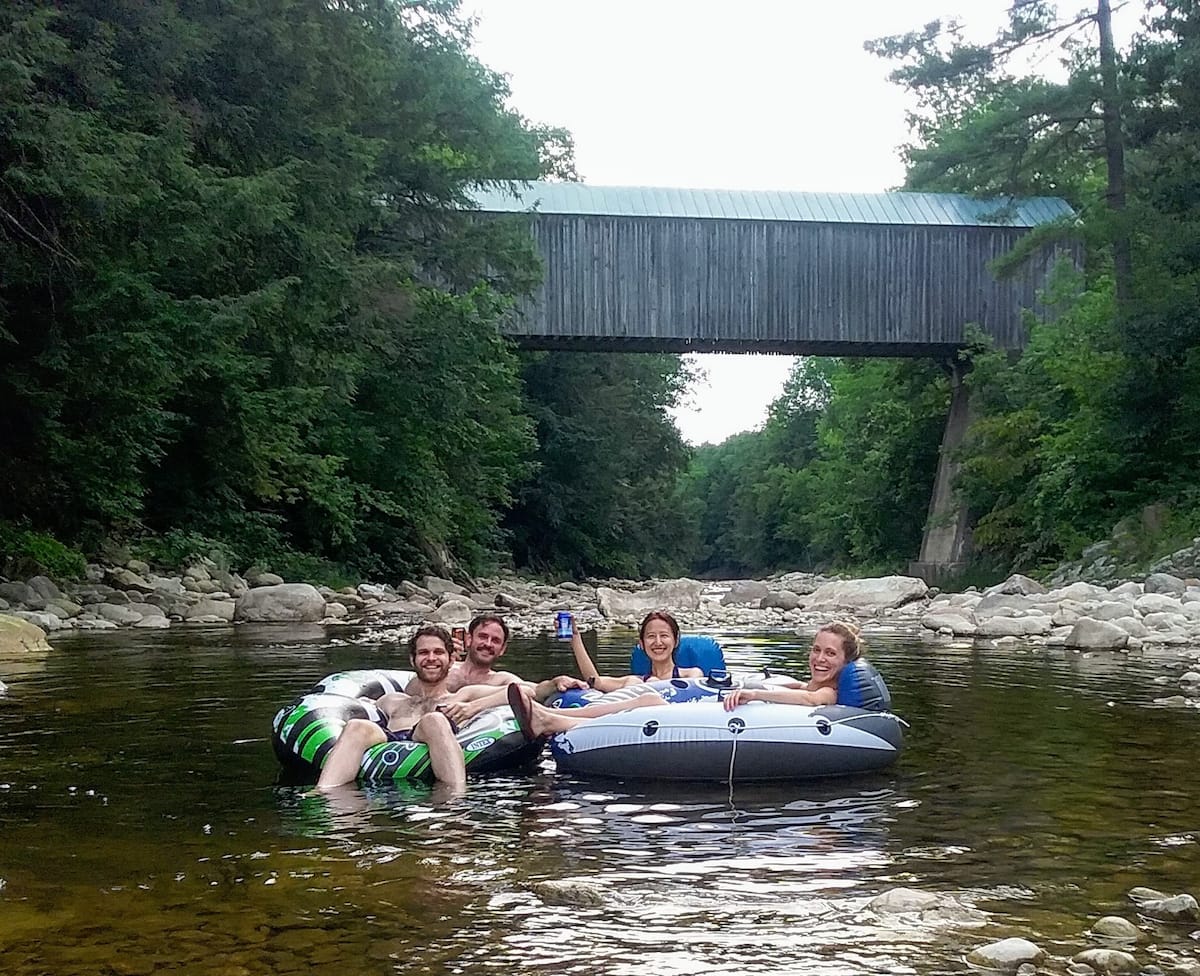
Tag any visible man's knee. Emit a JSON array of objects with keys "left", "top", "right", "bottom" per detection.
[
  {"left": 414, "top": 711, "right": 456, "bottom": 742},
  {"left": 340, "top": 718, "right": 385, "bottom": 746}
]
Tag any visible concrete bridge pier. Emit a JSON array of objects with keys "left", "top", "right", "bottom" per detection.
[{"left": 909, "top": 363, "right": 974, "bottom": 583}]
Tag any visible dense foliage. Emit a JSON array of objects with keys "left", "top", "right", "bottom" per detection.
[
  {"left": 681, "top": 358, "right": 947, "bottom": 575},
  {"left": 505, "top": 352, "right": 697, "bottom": 579}
]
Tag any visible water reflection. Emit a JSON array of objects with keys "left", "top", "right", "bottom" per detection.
[{"left": 1, "top": 626, "right": 1198, "bottom": 976}]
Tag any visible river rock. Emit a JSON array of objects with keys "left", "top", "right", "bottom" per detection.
[
  {"left": 0, "top": 614, "right": 52, "bottom": 654},
  {"left": 0, "top": 581, "right": 44, "bottom": 608},
  {"left": 597, "top": 579, "right": 704, "bottom": 619},
  {"left": 16, "top": 609, "right": 69, "bottom": 630},
  {"left": 1111, "top": 616, "right": 1150, "bottom": 638},
  {"left": 976, "top": 614, "right": 1053, "bottom": 638},
  {"left": 921, "top": 612, "right": 977, "bottom": 636},
  {"left": 991, "top": 573, "right": 1048, "bottom": 596},
  {"left": 495, "top": 592, "right": 531, "bottom": 611},
  {"left": 1066, "top": 618, "right": 1130, "bottom": 650},
  {"left": 424, "top": 576, "right": 467, "bottom": 597},
  {"left": 133, "top": 614, "right": 171, "bottom": 629},
  {"left": 94, "top": 603, "right": 144, "bottom": 625},
  {"left": 148, "top": 574, "right": 187, "bottom": 596},
  {"left": 760, "top": 590, "right": 802, "bottom": 611},
  {"left": 427, "top": 599, "right": 472, "bottom": 625},
  {"left": 234, "top": 583, "right": 326, "bottom": 622},
  {"left": 106, "top": 567, "right": 152, "bottom": 591},
  {"left": 1136, "top": 893, "right": 1200, "bottom": 922},
  {"left": 184, "top": 599, "right": 235, "bottom": 623},
  {"left": 804, "top": 575, "right": 928, "bottom": 611},
  {"left": 324, "top": 602, "right": 348, "bottom": 619},
  {"left": 868, "top": 887, "right": 941, "bottom": 913},
  {"left": 246, "top": 571, "right": 285, "bottom": 588},
  {"left": 965, "top": 937, "right": 1045, "bottom": 971},
  {"left": 1144, "top": 572, "right": 1187, "bottom": 596},
  {"left": 721, "top": 581, "right": 770, "bottom": 606},
  {"left": 26, "top": 576, "right": 64, "bottom": 602},
  {"left": 1090, "top": 600, "right": 1136, "bottom": 621},
  {"left": 529, "top": 880, "right": 605, "bottom": 907},
  {"left": 1135, "top": 593, "right": 1185, "bottom": 615},
  {"left": 1052, "top": 581, "right": 1113, "bottom": 603},
  {"left": 1071, "top": 948, "right": 1139, "bottom": 974},
  {"left": 1092, "top": 916, "right": 1139, "bottom": 940}
]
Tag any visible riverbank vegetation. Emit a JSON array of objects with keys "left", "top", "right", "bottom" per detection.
[
  {"left": 683, "top": 0, "right": 1200, "bottom": 579},
  {"left": 4, "top": 2, "right": 1200, "bottom": 586}
]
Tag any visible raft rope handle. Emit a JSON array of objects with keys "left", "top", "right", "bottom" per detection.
[
  {"left": 819, "top": 712, "right": 910, "bottom": 730},
  {"left": 727, "top": 719, "right": 740, "bottom": 804}
]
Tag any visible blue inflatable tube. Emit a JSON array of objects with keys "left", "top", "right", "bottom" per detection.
[{"left": 629, "top": 635, "right": 726, "bottom": 677}]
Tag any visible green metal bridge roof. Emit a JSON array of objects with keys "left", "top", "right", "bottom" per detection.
[{"left": 469, "top": 180, "right": 1073, "bottom": 228}]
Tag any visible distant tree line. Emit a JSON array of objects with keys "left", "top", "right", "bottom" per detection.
[
  {"left": 682, "top": 0, "right": 1200, "bottom": 579},
  {"left": 6, "top": 1, "right": 1200, "bottom": 586}
]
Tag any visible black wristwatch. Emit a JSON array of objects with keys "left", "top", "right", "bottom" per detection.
[{"left": 586, "top": 675, "right": 597, "bottom": 688}]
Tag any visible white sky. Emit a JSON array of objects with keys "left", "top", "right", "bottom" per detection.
[{"left": 464, "top": 0, "right": 1097, "bottom": 444}]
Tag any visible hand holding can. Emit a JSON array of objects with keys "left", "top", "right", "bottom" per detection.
[
  {"left": 554, "top": 611, "right": 573, "bottom": 641},
  {"left": 451, "top": 626, "right": 467, "bottom": 660}
]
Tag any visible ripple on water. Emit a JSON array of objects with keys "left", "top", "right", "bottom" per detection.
[{"left": 1, "top": 628, "right": 1198, "bottom": 975}]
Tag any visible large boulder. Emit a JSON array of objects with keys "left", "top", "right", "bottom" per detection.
[
  {"left": 424, "top": 575, "right": 468, "bottom": 597},
  {"left": 0, "top": 613, "right": 52, "bottom": 654},
  {"left": 720, "top": 581, "right": 770, "bottom": 606},
  {"left": 804, "top": 576, "right": 928, "bottom": 611},
  {"left": 1065, "top": 618, "right": 1129, "bottom": 651},
  {"left": 0, "top": 581, "right": 44, "bottom": 609},
  {"left": 597, "top": 579, "right": 704, "bottom": 620},
  {"left": 1144, "top": 572, "right": 1187, "bottom": 596},
  {"left": 234, "top": 583, "right": 326, "bottom": 623}
]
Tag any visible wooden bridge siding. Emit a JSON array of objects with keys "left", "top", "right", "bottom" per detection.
[{"left": 509, "top": 214, "right": 1055, "bottom": 352}]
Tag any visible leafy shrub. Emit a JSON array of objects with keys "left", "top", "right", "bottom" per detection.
[{"left": 0, "top": 523, "right": 88, "bottom": 581}]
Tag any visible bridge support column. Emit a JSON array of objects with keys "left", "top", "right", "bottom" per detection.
[{"left": 909, "top": 364, "right": 973, "bottom": 584}]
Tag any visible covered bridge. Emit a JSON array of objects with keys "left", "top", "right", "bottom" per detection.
[{"left": 469, "top": 181, "right": 1076, "bottom": 356}]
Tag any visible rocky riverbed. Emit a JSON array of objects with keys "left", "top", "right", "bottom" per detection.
[{"left": 2, "top": 557, "right": 1200, "bottom": 686}]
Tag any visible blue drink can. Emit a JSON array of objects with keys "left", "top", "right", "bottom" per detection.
[{"left": 554, "top": 611, "right": 572, "bottom": 640}]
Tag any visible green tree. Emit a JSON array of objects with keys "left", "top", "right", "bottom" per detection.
[{"left": 506, "top": 352, "right": 696, "bottom": 579}]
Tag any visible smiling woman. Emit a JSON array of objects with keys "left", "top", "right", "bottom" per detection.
[{"left": 721, "top": 621, "right": 864, "bottom": 711}]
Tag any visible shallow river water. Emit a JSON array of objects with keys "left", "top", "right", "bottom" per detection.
[{"left": 1, "top": 624, "right": 1198, "bottom": 975}]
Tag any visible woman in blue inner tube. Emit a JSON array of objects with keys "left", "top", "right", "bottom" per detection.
[
  {"left": 554, "top": 610, "right": 704, "bottom": 692},
  {"left": 721, "top": 621, "right": 862, "bottom": 710},
  {"left": 509, "top": 620, "right": 863, "bottom": 741}
]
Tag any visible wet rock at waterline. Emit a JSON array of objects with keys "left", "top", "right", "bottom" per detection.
[
  {"left": 1090, "top": 916, "right": 1140, "bottom": 941},
  {"left": 1135, "top": 893, "right": 1200, "bottom": 923},
  {"left": 528, "top": 880, "right": 605, "bottom": 907},
  {"left": 965, "top": 937, "right": 1045, "bottom": 971},
  {"left": 1065, "top": 618, "right": 1131, "bottom": 651},
  {"left": 0, "top": 614, "right": 53, "bottom": 654},
  {"left": 233, "top": 583, "right": 326, "bottom": 623},
  {"left": 866, "top": 887, "right": 987, "bottom": 925},
  {"left": 1071, "top": 947, "right": 1140, "bottom": 974}
]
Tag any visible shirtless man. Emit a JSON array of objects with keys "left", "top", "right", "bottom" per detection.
[
  {"left": 316, "top": 625, "right": 512, "bottom": 792},
  {"left": 445, "top": 613, "right": 522, "bottom": 692}
]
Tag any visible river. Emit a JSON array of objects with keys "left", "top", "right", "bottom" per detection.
[{"left": 0, "top": 624, "right": 1197, "bottom": 974}]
